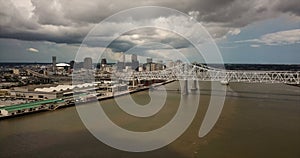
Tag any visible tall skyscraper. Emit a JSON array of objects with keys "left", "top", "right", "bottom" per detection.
[
  {"left": 118, "top": 53, "right": 125, "bottom": 63},
  {"left": 122, "top": 53, "right": 125, "bottom": 63},
  {"left": 131, "top": 54, "right": 139, "bottom": 71},
  {"left": 101, "top": 58, "right": 107, "bottom": 66},
  {"left": 131, "top": 54, "right": 137, "bottom": 62},
  {"left": 146, "top": 58, "right": 152, "bottom": 63},
  {"left": 52, "top": 56, "right": 57, "bottom": 73},
  {"left": 117, "top": 53, "right": 125, "bottom": 71},
  {"left": 83, "top": 57, "right": 93, "bottom": 69}
]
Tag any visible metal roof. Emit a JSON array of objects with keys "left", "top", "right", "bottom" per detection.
[
  {"left": 0, "top": 99, "right": 64, "bottom": 112},
  {"left": 56, "top": 63, "right": 70, "bottom": 67},
  {"left": 34, "top": 83, "right": 95, "bottom": 92}
]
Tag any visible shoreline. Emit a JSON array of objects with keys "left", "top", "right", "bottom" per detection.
[{"left": 0, "top": 80, "right": 175, "bottom": 119}]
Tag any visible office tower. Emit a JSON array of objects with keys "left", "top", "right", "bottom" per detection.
[
  {"left": 146, "top": 58, "right": 152, "bottom": 63},
  {"left": 118, "top": 53, "right": 125, "bottom": 63},
  {"left": 52, "top": 56, "right": 57, "bottom": 73},
  {"left": 83, "top": 57, "right": 93, "bottom": 69},
  {"left": 101, "top": 58, "right": 107, "bottom": 66},
  {"left": 131, "top": 54, "right": 137, "bottom": 62},
  {"left": 131, "top": 54, "right": 139, "bottom": 71},
  {"left": 117, "top": 53, "right": 125, "bottom": 71}
]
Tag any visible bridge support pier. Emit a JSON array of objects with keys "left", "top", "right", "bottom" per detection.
[
  {"left": 191, "top": 80, "right": 198, "bottom": 91},
  {"left": 182, "top": 79, "right": 189, "bottom": 95}
]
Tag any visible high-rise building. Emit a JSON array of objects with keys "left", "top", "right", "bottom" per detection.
[
  {"left": 116, "top": 53, "right": 125, "bottom": 71},
  {"left": 101, "top": 58, "right": 107, "bottom": 65},
  {"left": 166, "top": 60, "right": 174, "bottom": 67},
  {"left": 52, "top": 56, "right": 57, "bottom": 73},
  {"left": 131, "top": 54, "right": 137, "bottom": 62},
  {"left": 69, "top": 60, "right": 75, "bottom": 69},
  {"left": 146, "top": 58, "right": 152, "bottom": 63},
  {"left": 150, "top": 63, "right": 156, "bottom": 71},
  {"left": 131, "top": 54, "right": 139, "bottom": 70},
  {"left": 156, "top": 61, "right": 164, "bottom": 70},
  {"left": 119, "top": 53, "right": 125, "bottom": 63},
  {"left": 101, "top": 58, "right": 107, "bottom": 67},
  {"left": 83, "top": 57, "right": 93, "bottom": 69}
]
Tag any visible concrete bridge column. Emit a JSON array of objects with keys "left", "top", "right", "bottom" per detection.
[
  {"left": 182, "top": 79, "right": 189, "bottom": 95},
  {"left": 191, "top": 80, "right": 198, "bottom": 91}
]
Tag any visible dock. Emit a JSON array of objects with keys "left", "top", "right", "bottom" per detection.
[{"left": 0, "top": 80, "right": 175, "bottom": 118}]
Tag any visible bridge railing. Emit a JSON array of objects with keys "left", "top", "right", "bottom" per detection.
[{"left": 112, "top": 64, "right": 300, "bottom": 85}]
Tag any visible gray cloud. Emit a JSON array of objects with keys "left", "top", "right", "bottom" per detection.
[
  {"left": 0, "top": 1, "right": 39, "bottom": 32},
  {"left": 0, "top": 0, "right": 300, "bottom": 46},
  {"left": 31, "top": 0, "right": 72, "bottom": 26},
  {"left": 103, "top": 27, "right": 191, "bottom": 54},
  {"left": 108, "top": 40, "right": 136, "bottom": 52},
  {"left": 274, "top": 0, "right": 300, "bottom": 16},
  {"left": 236, "top": 29, "right": 300, "bottom": 46}
]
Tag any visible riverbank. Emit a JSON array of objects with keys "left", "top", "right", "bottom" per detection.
[{"left": 0, "top": 80, "right": 175, "bottom": 119}]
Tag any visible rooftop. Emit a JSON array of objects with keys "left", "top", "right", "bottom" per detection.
[
  {"left": 56, "top": 63, "right": 70, "bottom": 67},
  {"left": 0, "top": 98, "right": 64, "bottom": 112}
]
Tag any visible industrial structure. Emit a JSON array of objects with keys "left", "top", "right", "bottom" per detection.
[
  {"left": 0, "top": 81, "right": 129, "bottom": 117},
  {"left": 114, "top": 63, "right": 299, "bottom": 84},
  {"left": 115, "top": 63, "right": 300, "bottom": 94}
]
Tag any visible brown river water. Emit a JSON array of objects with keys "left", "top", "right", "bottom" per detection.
[{"left": 0, "top": 81, "right": 299, "bottom": 158}]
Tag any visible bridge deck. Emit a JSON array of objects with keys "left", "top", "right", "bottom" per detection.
[{"left": 114, "top": 63, "right": 300, "bottom": 85}]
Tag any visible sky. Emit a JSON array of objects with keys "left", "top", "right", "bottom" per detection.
[{"left": 0, "top": 0, "right": 300, "bottom": 64}]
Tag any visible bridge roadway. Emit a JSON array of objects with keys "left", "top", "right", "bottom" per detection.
[
  {"left": 25, "top": 69, "right": 49, "bottom": 78},
  {"left": 114, "top": 63, "right": 300, "bottom": 85}
]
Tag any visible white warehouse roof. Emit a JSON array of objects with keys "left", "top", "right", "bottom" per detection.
[
  {"left": 34, "top": 83, "right": 95, "bottom": 93},
  {"left": 56, "top": 63, "right": 70, "bottom": 67}
]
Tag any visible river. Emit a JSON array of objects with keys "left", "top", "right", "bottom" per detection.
[{"left": 0, "top": 81, "right": 299, "bottom": 158}]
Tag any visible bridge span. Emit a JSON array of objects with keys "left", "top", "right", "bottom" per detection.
[
  {"left": 113, "top": 63, "right": 299, "bottom": 94},
  {"left": 115, "top": 63, "right": 300, "bottom": 85}
]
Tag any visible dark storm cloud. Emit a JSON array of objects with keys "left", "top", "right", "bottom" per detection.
[
  {"left": 0, "top": 0, "right": 300, "bottom": 45},
  {"left": 159, "top": 35, "right": 191, "bottom": 49},
  {"left": 194, "top": 1, "right": 273, "bottom": 28},
  {"left": 107, "top": 35, "right": 191, "bottom": 53},
  {"left": 107, "top": 40, "right": 136, "bottom": 52},
  {"left": 0, "top": 31, "right": 83, "bottom": 44},
  {"left": 274, "top": 0, "right": 300, "bottom": 16},
  {"left": 102, "top": 27, "right": 192, "bottom": 53},
  {"left": 187, "top": 0, "right": 235, "bottom": 13},
  {"left": 0, "top": 0, "right": 91, "bottom": 44}
]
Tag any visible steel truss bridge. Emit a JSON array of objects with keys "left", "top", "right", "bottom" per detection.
[{"left": 114, "top": 63, "right": 300, "bottom": 85}]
